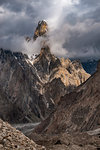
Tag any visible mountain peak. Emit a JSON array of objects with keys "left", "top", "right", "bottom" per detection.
[
  {"left": 40, "top": 46, "right": 51, "bottom": 56},
  {"left": 33, "top": 20, "right": 48, "bottom": 40},
  {"left": 25, "top": 20, "right": 48, "bottom": 42}
]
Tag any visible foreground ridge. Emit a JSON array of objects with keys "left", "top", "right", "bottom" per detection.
[{"left": 0, "top": 119, "right": 46, "bottom": 150}]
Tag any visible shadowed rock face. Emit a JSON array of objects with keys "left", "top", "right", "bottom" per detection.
[
  {"left": 32, "top": 61, "right": 100, "bottom": 135},
  {"left": 0, "top": 49, "right": 47, "bottom": 123},
  {"left": 33, "top": 46, "right": 61, "bottom": 82}
]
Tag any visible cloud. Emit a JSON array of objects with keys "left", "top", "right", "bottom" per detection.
[{"left": 0, "top": 0, "right": 100, "bottom": 60}]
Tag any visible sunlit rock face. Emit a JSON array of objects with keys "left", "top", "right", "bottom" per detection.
[
  {"left": 33, "top": 46, "right": 90, "bottom": 104},
  {"left": 50, "top": 58, "right": 90, "bottom": 87},
  {"left": 25, "top": 20, "right": 48, "bottom": 41},
  {"left": 33, "top": 20, "right": 48, "bottom": 40}
]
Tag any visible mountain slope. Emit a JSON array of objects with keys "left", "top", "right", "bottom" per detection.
[
  {"left": 33, "top": 61, "right": 100, "bottom": 135},
  {"left": 29, "top": 131, "right": 100, "bottom": 150}
]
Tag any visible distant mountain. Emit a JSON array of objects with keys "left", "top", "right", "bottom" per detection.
[{"left": 82, "top": 59, "right": 98, "bottom": 74}]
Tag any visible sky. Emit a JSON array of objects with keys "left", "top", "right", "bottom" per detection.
[{"left": 0, "top": 0, "right": 100, "bottom": 60}]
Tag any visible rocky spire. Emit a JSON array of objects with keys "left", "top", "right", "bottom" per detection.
[
  {"left": 33, "top": 20, "right": 48, "bottom": 40},
  {"left": 26, "top": 20, "right": 48, "bottom": 42}
]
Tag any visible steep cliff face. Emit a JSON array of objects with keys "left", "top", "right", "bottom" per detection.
[
  {"left": 0, "top": 49, "right": 47, "bottom": 123},
  {"left": 33, "top": 46, "right": 61, "bottom": 82},
  {"left": 33, "top": 46, "right": 90, "bottom": 104},
  {"left": 33, "top": 61, "right": 100, "bottom": 135}
]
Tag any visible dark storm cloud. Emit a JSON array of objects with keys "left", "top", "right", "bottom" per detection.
[
  {"left": 62, "top": 0, "right": 100, "bottom": 59},
  {"left": 0, "top": 0, "right": 24, "bottom": 12},
  {"left": 0, "top": 0, "right": 100, "bottom": 59},
  {"left": 80, "top": 0, "right": 100, "bottom": 7}
]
